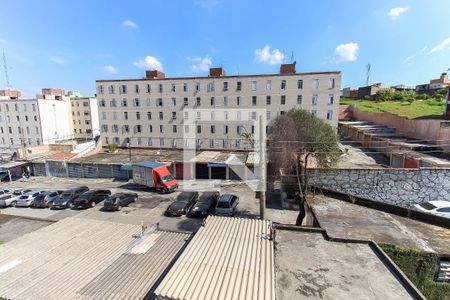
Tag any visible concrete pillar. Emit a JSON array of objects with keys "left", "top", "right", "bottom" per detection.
[{"left": 208, "top": 166, "right": 212, "bottom": 180}]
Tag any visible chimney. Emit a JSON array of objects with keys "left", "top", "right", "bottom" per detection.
[
  {"left": 146, "top": 70, "right": 165, "bottom": 79},
  {"left": 209, "top": 67, "right": 226, "bottom": 77},
  {"left": 280, "top": 62, "right": 296, "bottom": 74}
]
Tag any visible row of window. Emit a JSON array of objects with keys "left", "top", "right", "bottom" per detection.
[
  {"left": 99, "top": 94, "right": 335, "bottom": 108},
  {"left": 1, "top": 137, "right": 41, "bottom": 147},
  {"left": 98, "top": 78, "right": 336, "bottom": 95},
  {"left": 0, "top": 103, "right": 37, "bottom": 113},
  {"left": 73, "top": 128, "right": 92, "bottom": 134},
  {"left": 0, "top": 126, "right": 40, "bottom": 135},
  {"left": 0, "top": 115, "right": 38, "bottom": 123},
  {"left": 73, "top": 120, "right": 91, "bottom": 125},
  {"left": 72, "top": 111, "right": 90, "bottom": 117},
  {"left": 71, "top": 101, "right": 90, "bottom": 107}
]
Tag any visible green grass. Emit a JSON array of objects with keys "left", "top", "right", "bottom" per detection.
[
  {"left": 341, "top": 98, "right": 447, "bottom": 119},
  {"left": 380, "top": 244, "right": 450, "bottom": 300}
]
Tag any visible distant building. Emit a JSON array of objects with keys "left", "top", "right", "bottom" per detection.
[
  {"left": 68, "top": 92, "right": 99, "bottom": 139},
  {"left": 357, "top": 83, "right": 389, "bottom": 99},
  {"left": 416, "top": 73, "right": 450, "bottom": 93},
  {"left": 0, "top": 88, "right": 73, "bottom": 151},
  {"left": 392, "top": 84, "right": 415, "bottom": 92},
  {"left": 342, "top": 87, "right": 358, "bottom": 99}
]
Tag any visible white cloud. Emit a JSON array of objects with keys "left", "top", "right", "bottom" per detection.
[
  {"left": 133, "top": 56, "right": 163, "bottom": 71},
  {"left": 428, "top": 37, "right": 450, "bottom": 54},
  {"left": 121, "top": 20, "right": 138, "bottom": 28},
  {"left": 186, "top": 56, "right": 212, "bottom": 72},
  {"left": 50, "top": 56, "right": 67, "bottom": 65},
  {"left": 334, "top": 43, "right": 359, "bottom": 62},
  {"left": 103, "top": 65, "right": 118, "bottom": 74},
  {"left": 404, "top": 46, "right": 427, "bottom": 63},
  {"left": 254, "top": 45, "right": 285, "bottom": 65},
  {"left": 389, "top": 7, "right": 409, "bottom": 19}
]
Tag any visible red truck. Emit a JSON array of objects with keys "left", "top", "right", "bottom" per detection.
[{"left": 132, "top": 161, "right": 178, "bottom": 193}]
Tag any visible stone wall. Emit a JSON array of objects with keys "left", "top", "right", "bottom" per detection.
[{"left": 307, "top": 168, "right": 450, "bottom": 208}]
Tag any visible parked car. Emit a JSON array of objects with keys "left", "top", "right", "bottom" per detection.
[
  {"left": 73, "top": 189, "right": 111, "bottom": 209},
  {"left": 215, "top": 194, "right": 239, "bottom": 216},
  {"left": 189, "top": 191, "right": 220, "bottom": 217},
  {"left": 32, "top": 191, "right": 64, "bottom": 208},
  {"left": 414, "top": 201, "right": 450, "bottom": 219},
  {"left": 0, "top": 189, "right": 32, "bottom": 207},
  {"left": 0, "top": 189, "right": 11, "bottom": 196},
  {"left": 165, "top": 191, "right": 199, "bottom": 217},
  {"left": 51, "top": 186, "right": 89, "bottom": 209},
  {"left": 16, "top": 191, "right": 46, "bottom": 207},
  {"left": 103, "top": 193, "right": 138, "bottom": 211}
]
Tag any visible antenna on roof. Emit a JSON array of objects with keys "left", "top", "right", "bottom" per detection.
[
  {"left": 366, "top": 63, "right": 371, "bottom": 86},
  {"left": 2, "top": 50, "right": 12, "bottom": 89},
  {"left": 290, "top": 51, "right": 295, "bottom": 64}
]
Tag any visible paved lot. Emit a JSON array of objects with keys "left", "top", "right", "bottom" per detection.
[
  {"left": 310, "top": 194, "right": 450, "bottom": 254},
  {"left": 275, "top": 230, "right": 414, "bottom": 300},
  {"left": 0, "top": 214, "right": 51, "bottom": 242}
]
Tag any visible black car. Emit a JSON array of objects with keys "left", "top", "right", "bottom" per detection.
[
  {"left": 165, "top": 191, "right": 199, "bottom": 217},
  {"left": 103, "top": 193, "right": 138, "bottom": 211},
  {"left": 73, "top": 189, "right": 111, "bottom": 209},
  {"left": 51, "top": 186, "right": 89, "bottom": 209},
  {"left": 189, "top": 191, "right": 220, "bottom": 217}
]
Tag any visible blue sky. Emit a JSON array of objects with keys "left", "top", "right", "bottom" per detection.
[{"left": 0, "top": 0, "right": 449, "bottom": 97}]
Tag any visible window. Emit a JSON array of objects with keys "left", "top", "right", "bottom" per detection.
[
  {"left": 83, "top": 101, "right": 89, "bottom": 107},
  {"left": 146, "top": 98, "right": 151, "bottom": 106},
  {"left": 34, "top": 116, "right": 37, "bottom": 121},
  {"left": 159, "top": 112, "right": 163, "bottom": 120},
  {"left": 148, "top": 125, "right": 153, "bottom": 133},
  {"left": 328, "top": 78, "right": 335, "bottom": 89},
  {"left": 224, "top": 111, "right": 228, "bottom": 120},
  {"left": 158, "top": 84, "right": 163, "bottom": 93},
  {"left": 266, "top": 111, "right": 271, "bottom": 120},
  {"left": 25, "top": 116, "right": 28, "bottom": 121},
  {"left": 146, "top": 84, "right": 151, "bottom": 93},
  {"left": 297, "top": 80, "right": 304, "bottom": 89},
  {"left": 207, "top": 82, "right": 215, "bottom": 92},
  {"left": 297, "top": 95, "right": 303, "bottom": 104},
  {"left": 159, "top": 125, "right": 164, "bottom": 133},
  {"left": 172, "top": 111, "right": 177, "bottom": 120},
  {"left": 223, "top": 82, "right": 228, "bottom": 91},
  {"left": 266, "top": 80, "right": 272, "bottom": 90},
  {"left": 280, "top": 111, "right": 285, "bottom": 116},
  {"left": 120, "top": 85, "right": 127, "bottom": 94},
  {"left": 16, "top": 116, "right": 19, "bottom": 121},
  {"left": 311, "top": 110, "right": 317, "bottom": 117},
  {"left": 183, "top": 83, "right": 188, "bottom": 92},
  {"left": 23, "top": 104, "right": 27, "bottom": 111},
  {"left": 172, "top": 125, "right": 177, "bottom": 133},
  {"left": 184, "top": 125, "right": 189, "bottom": 133},
  {"left": 100, "top": 99, "right": 106, "bottom": 107},
  {"left": 121, "top": 99, "right": 128, "bottom": 107},
  {"left": 134, "top": 98, "right": 140, "bottom": 107},
  {"left": 281, "top": 95, "right": 286, "bottom": 105},
  {"left": 197, "top": 125, "right": 202, "bottom": 134},
  {"left": 196, "top": 97, "right": 201, "bottom": 106},
  {"left": 251, "top": 125, "right": 255, "bottom": 134},
  {"left": 111, "top": 98, "right": 117, "bottom": 107},
  {"left": 211, "top": 125, "right": 215, "bottom": 134},
  {"left": 184, "top": 98, "right": 189, "bottom": 106},
  {"left": 210, "top": 139, "right": 215, "bottom": 148},
  {"left": 236, "top": 96, "right": 241, "bottom": 106},
  {"left": 327, "top": 110, "right": 333, "bottom": 120},
  {"left": 123, "top": 125, "right": 129, "bottom": 133},
  {"left": 328, "top": 94, "right": 334, "bottom": 105},
  {"left": 101, "top": 124, "right": 108, "bottom": 132},
  {"left": 312, "top": 95, "right": 318, "bottom": 105},
  {"left": 210, "top": 111, "right": 215, "bottom": 121},
  {"left": 281, "top": 80, "right": 286, "bottom": 90},
  {"left": 157, "top": 98, "right": 163, "bottom": 107},
  {"left": 113, "top": 112, "right": 118, "bottom": 120},
  {"left": 102, "top": 112, "right": 107, "bottom": 120},
  {"left": 98, "top": 85, "right": 104, "bottom": 94},
  {"left": 224, "top": 125, "right": 228, "bottom": 134},
  {"left": 223, "top": 96, "right": 228, "bottom": 106},
  {"left": 159, "top": 137, "right": 164, "bottom": 146},
  {"left": 112, "top": 125, "right": 119, "bottom": 133},
  {"left": 135, "top": 125, "right": 142, "bottom": 133},
  {"left": 266, "top": 96, "right": 271, "bottom": 105},
  {"left": 196, "top": 111, "right": 201, "bottom": 120},
  {"left": 252, "top": 96, "right": 257, "bottom": 106},
  {"left": 195, "top": 82, "right": 200, "bottom": 91},
  {"left": 184, "top": 111, "right": 189, "bottom": 119},
  {"left": 147, "top": 112, "right": 152, "bottom": 120},
  {"left": 135, "top": 84, "right": 139, "bottom": 93},
  {"left": 147, "top": 138, "right": 152, "bottom": 146},
  {"left": 313, "top": 79, "right": 319, "bottom": 89},
  {"left": 210, "top": 97, "right": 215, "bottom": 106},
  {"left": 251, "top": 81, "right": 257, "bottom": 91},
  {"left": 32, "top": 104, "right": 36, "bottom": 111},
  {"left": 124, "top": 112, "right": 128, "bottom": 120},
  {"left": 171, "top": 83, "right": 176, "bottom": 92},
  {"left": 236, "top": 125, "right": 241, "bottom": 135},
  {"left": 236, "top": 81, "right": 242, "bottom": 91},
  {"left": 172, "top": 97, "right": 176, "bottom": 106},
  {"left": 252, "top": 111, "right": 257, "bottom": 120},
  {"left": 136, "top": 112, "right": 140, "bottom": 120}
]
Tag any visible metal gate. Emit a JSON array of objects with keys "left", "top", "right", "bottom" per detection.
[
  {"left": 33, "top": 163, "right": 46, "bottom": 176},
  {"left": 47, "top": 160, "right": 67, "bottom": 177},
  {"left": 83, "top": 164, "right": 98, "bottom": 178},
  {"left": 68, "top": 163, "right": 83, "bottom": 177}
]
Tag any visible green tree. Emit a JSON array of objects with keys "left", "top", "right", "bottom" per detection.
[{"left": 268, "top": 108, "right": 341, "bottom": 225}]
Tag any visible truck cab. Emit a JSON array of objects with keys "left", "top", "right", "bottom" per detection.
[{"left": 154, "top": 167, "right": 178, "bottom": 193}]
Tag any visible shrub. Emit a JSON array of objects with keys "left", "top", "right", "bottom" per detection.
[{"left": 108, "top": 143, "right": 117, "bottom": 152}]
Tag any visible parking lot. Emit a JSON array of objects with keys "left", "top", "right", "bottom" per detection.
[{"left": 0, "top": 176, "right": 295, "bottom": 233}]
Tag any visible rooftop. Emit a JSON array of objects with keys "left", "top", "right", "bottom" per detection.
[{"left": 155, "top": 216, "right": 275, "bottom": 300}]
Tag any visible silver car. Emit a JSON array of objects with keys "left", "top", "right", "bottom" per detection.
[
  {"left": 215, "top": 194, "right": 239, "bottom": 216},
  {"left": 0, "top": 189, "right": 32, "bottom": 207},
  {"left": 16, "top": 191, "right": 45, "bottom": 207}
]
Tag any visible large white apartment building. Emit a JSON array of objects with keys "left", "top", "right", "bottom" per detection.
[
  {"left": 0, "top": 88, "right": 73, "bottom": 151},
  {"left": 68, "top": 92, "right": 100, "bottom": 139},
  {"left": 96, "top": 63, "right": 341, "bottom": 150}
]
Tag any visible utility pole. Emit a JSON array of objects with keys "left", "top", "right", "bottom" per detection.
[
  {"left": 366, "top": 63, "right": 371, "bottom": 87},
  {"left": 2, "top": 51, "right": 12, "bottom": 89},
  {"left": 258, "top": 115, "right": 266, "bottom": 220}
]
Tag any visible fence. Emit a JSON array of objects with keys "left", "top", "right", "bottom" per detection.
[{"left": 39, "top": 160, "right": 131, "bottom": 180}]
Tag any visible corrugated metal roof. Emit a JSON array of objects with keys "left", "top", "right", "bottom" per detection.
[
  {"left": 0, "top": 161, "right": 28, "bottom": 169},
  {"left": 155, "top": 216, "right": 275, "bottom": 300},
  {"left": 134, "top": 160, "right": 165, "bottom": 169}
]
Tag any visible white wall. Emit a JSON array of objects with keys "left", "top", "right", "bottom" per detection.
[
  {"left": 89, "top": 98, "right": 100, "bottom": 136},
  {"left": 38, "top": 99, "right": 73, "bottom": 144}
]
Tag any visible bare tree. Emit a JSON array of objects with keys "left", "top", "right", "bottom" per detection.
[{"left": 268, "top": 109, "right": 340, "bottom": 225}]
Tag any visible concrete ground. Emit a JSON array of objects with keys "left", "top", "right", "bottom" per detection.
[
  {"left": 0, "top": 176, "right": 297, "bottom": 232},
  {"left": 0, "top": 214, "right": 51, "bottom": 242},
  {"left": 337, "top": 142, "right": 389, "bottom": 168},
  {"left": 310, "top": 194, "right": 450, "bottom": 254},
  {"left": 275, "top": 230, "right": 414, "bottom": 300}
]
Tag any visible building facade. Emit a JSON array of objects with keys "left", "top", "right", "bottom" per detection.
[
  {"left": 70, "top": 96, "right": 100, "bottom": 139},
  {"left": 96, "top": 64, "right": 341, "bottom": 150},
  {"left": 0, "top": 88, "right": 73, "bottom": 151},
  {"left": 416, "top": 73, "right": 450, "bottom": 93}
]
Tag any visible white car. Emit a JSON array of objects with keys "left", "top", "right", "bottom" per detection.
[
  {"left": 16, "top": 191, "right": 45, "bottom": 207},
  {"left": 0, "top": 189, "right": 32, "bottom": 207},
  {"left": 414, "top": 201, "right": 450, "bottom": 219}
]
